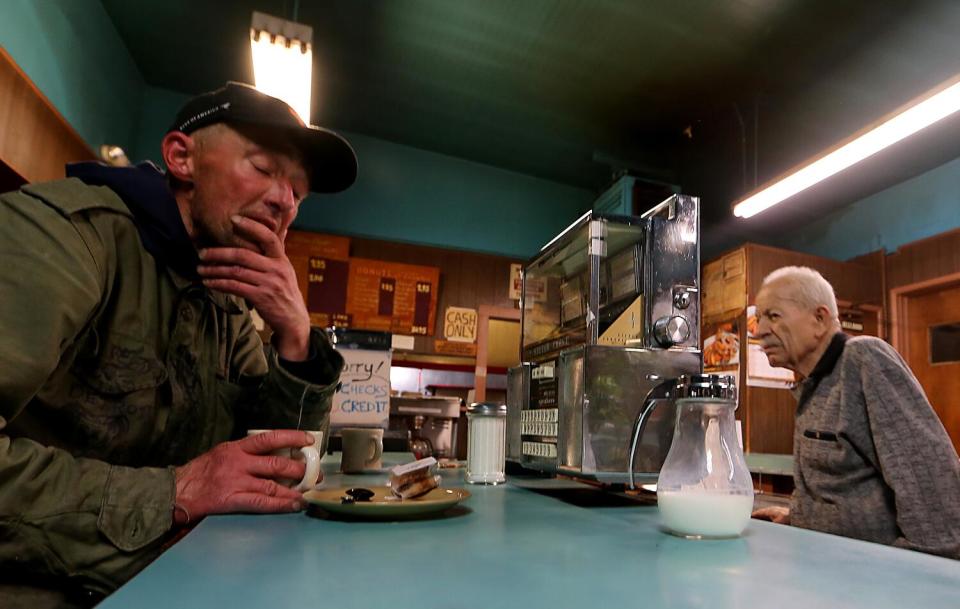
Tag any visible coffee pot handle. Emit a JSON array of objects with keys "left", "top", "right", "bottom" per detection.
[{"left": 628, "top": 379, "right": 675, "bottom": 489}]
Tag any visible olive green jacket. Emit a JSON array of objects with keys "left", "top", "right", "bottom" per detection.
[{"left": 0, "top": 179, "right": 343, "bottom": 599}]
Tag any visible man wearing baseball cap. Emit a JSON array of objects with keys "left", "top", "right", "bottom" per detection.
[{"left": 0, "top": 82, "right": 356, "bottom": 607}]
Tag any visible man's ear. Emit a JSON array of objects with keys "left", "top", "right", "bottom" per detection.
[
  {"left": 814, "top": 305, "right": 832, "bottom": 334},
  {"left": 161, "top": 132, "right": 196, "bottom": 183}
]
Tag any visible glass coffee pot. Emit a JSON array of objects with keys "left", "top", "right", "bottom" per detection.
[
  {"left": 655, "top": 375, "right": 754, "bottom": 539},
  {"left": 408, "top": 415, "right": 434, "bottom": 460}
]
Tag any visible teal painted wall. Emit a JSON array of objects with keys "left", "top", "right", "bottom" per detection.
[
  {"left": 2, "top": 1, "right": 594, "bottom": 260},
  {"left": 130, "top": 85, "right": 190, "bottom": 164},
  {"left": 0, "top": 0, "right": 144, "bottom": 153},
  {"left": 782, "top": 157, "right": 960, "bottom": 260},
  {"left": 4, "top": 0, "right": 957, "bottom": 263},
  {"left": 131, "top": 87, "right": 594, "bottom": 259},
  {"left": 295, "top": 132, "right": 593, "bottom": 258}
]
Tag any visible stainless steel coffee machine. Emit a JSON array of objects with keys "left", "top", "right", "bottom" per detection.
[
  {"left": 506, "top": 194, "right": 702, "bottom": 485},
  {"left": 388, "top": 395, "right": 462, "bottom": 459}
]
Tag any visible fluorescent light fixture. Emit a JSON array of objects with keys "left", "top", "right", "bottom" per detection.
[
  {"left": 733, "top": 75, "right": 960, "bottom": 219},
  {"left": 250, "top": 11, "right": 313, "bottom": 124}
]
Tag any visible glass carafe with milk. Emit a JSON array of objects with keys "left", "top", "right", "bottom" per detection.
[{"left": 657, "top": 394, "right": 754, "bottom": 539}]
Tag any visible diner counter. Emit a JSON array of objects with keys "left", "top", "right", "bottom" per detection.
[
  {"left": 745, "top": 452, "right": 794, "bottom": 476},
  {"left": 99, "top": 453, "right": 959, "bottom": 609}
]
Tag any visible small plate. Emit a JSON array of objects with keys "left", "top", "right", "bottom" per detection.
[{"left": 304, "top": 486, "right": 470, "bottom": 519}]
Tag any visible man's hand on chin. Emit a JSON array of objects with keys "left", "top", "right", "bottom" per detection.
[{"left": 196, "top": 215, "right": 311, "bottom": 361}]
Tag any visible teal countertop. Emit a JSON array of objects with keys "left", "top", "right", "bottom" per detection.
[
  {"left": 99, "top": 454, "right": 959, "bottom": 609},
  {"left": 745, "top": 452, "right": 794, "bottom": 476}
]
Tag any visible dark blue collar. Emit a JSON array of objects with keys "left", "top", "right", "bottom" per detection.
[{"left": 66, "top": 161, "right": 199, "bottom": 278}]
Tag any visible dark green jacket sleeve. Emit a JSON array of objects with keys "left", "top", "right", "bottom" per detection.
[
  {"left": 0, "top": 188, "right": 174, "bottom": 594},
  {"left": 229, "top": 312, "right": 345, "bottom": 449}
]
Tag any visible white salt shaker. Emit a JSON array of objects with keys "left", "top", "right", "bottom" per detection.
[{"left": 465, "top": 402, "right": 507, "bottom": 485}]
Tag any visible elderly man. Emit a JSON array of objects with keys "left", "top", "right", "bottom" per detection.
[
  {"left": 751, "top": 266, "right": 960, "bottom": 558},
  {"left": 0, "top": 83, "right": 354, "bottom": 606}
]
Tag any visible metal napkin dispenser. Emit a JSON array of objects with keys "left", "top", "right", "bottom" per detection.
[{"left": 507, "top": 194, "right": 702, "bottom": 485}]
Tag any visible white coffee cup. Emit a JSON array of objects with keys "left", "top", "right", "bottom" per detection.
[
  {"left": 340, "top": 427, "right": 384, "bottom": 474},
  {"left": 247, "top": 429, "right": 323, "bottom": 492}
]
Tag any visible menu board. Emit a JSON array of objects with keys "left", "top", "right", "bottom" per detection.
[
  {"left": 346, "top": 258, "right": 440, "bottom": 335},
  {"left": 306, "top": 257, "right": 352, "bottom": 327},
  {"left": 285, "top": 230, "right": 440, "bottom": 335},
  {"left": 286, "top": 231, "right": 350, "bottom": 261},
  {"left": 304, "top": 256, "right": 439, "bottom": 335}
]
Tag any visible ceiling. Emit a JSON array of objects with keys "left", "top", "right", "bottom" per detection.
[{"left": 100, "top": 0, "right": 960, "bottom": 255}]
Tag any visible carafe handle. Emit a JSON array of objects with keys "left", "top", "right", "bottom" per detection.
[{"left": 628, "top": 379, "right": 675, "bottom": 489}]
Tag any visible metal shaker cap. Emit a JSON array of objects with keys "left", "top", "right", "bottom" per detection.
[
  {"left": 467, "top": 402, "right": 507, "bottom": 416},
  {"left": 674, "top": 374, "right": 737, "bottom": 400}
]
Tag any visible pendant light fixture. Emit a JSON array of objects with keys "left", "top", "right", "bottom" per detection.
[{"left": 250, "top": 10, "right": 313, "bottom": 124}]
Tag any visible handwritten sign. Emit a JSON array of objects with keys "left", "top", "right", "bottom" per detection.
[
  {"left": 443, "top": 306, "right": 477, "bottom": 343},
  {"left": 331, "top": 349, "right": 391, "bottom": 428}
]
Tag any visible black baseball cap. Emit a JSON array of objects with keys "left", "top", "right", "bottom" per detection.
[{"left": 167, "top": 82, "right": 357, "bottom": 194}]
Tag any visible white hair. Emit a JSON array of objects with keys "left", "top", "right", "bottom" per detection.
[{"left": 760, "top": 266, "right": 838, "bottom": 319}]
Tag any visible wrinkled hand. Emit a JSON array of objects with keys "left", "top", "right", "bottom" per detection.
[
  {"left": 752, "top": 505, "right": 791, "bottom": 524},
  {"left": 173, "top": 430, "right": 319, "bottom": 524},
  {"left": 197, "top": 215, "right": 310, "bottom": 360}
]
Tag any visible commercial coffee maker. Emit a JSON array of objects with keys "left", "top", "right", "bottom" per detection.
[
  {"left": 388, "top": 395, "right": 462, "bottom": 459},
  {"left": 506, "top": 194, "right": 702, "bottom": 486}
]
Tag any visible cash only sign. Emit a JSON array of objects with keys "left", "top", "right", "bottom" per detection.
[{"left": 331, "top": 348, "right": 391, "bottom": 428}]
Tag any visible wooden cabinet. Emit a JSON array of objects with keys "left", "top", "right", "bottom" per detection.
[
  {"left": 702, "top": 243, "right": 883, "bottom": 454},
  {"left": 0, "top": 47, "right": 94, "bottom": 185}
]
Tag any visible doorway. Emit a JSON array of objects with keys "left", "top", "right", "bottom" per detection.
[
  {"left": 472, "top": 305, "right": 521, "bottom": 403},
  {"left": 893, "top": 275, "right": 960, "bottom": 453}
]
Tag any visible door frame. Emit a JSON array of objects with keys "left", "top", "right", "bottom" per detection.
[
  {"left": 890, "top": 271, "right": 960, "bottom": 358},
  {"left": 472, "top": 305, "right": 521, "bottom": 402}
]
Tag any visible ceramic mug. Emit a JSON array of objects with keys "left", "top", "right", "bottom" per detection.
[
  {"left": 246, "top": 429, "right": 323, "bottom": 492},
  {"left": 340, "top": 427, "right": 384, "bottom": 473}
]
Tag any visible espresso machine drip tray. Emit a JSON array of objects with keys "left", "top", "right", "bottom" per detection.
[{"left": 388, "top": 396, "right": 462, "bottom": 458}]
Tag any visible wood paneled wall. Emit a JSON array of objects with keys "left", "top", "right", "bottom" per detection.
[
  {"left": 885, "top": 227, "right": 960, "bottom": 290},
  {"left": 744, "top": 243, "right": 882, "bottom": 305},
  {"left": 745, "top": 386, "right": 798, "bottom": 454},
  {"left": 0, "top": 47, "right": 94, "bottom": 184},
  {"left": 303, "top": 232, "right": 523, "bottom": 359}
]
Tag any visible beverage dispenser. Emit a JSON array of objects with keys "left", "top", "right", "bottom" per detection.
[{"left": 506, "top": 193, "right": 702, "bottom": 485}]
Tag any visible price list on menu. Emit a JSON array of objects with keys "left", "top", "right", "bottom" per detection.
[
  {"left": 305, "top": 256, "right": 439, "bottom": 335},
  {"left": 306, "top": 257, "right": 352, "bottom": 327}
]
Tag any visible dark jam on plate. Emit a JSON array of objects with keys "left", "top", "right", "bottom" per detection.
[{"left": 341, "top": 487, "right": 375, "bottom": 504}]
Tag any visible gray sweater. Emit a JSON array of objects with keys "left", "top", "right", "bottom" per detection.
[{"left": 791, "top": 333, "right": 960, "bottom": 558}]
